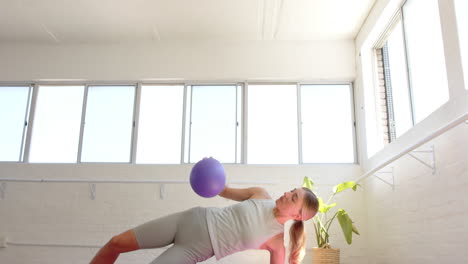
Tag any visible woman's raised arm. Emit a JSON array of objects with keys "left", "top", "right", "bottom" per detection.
[
  {"left": 218, "top": 186, "right": 271, "bottom": 201},
  {"left": 261, "top": 233, "right": 285, "bottom": 264}
]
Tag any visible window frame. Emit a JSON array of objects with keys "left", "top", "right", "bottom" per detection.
[
  {"left": 298, "top": 83, "right": 358, "bottom": 164},
  {"left": 79, "top": 84, "right": 137, "bottom": 164},
  {"left": 1, "top": 80, "right": 358, "bottom": 165},
  {"left": 376, "top": 12, "right": 416, "bottom": 142},
  {"left": 374, "top": 0, "right": 451, "bottom": 143},
  {"left": 0, "top": 85, "right": 33, "bottom": 162},
  {"left": 245, "top": 82, "right": 300, "bottom": 165},
  {"left": 27, "top": 84, "right": 86, "bottom": 163},
  {"left": 133, "top": 83, "right": 185, "bottom": 164},
  {"left": 183, "top": 83, "right": 243, "bottom": 164}
]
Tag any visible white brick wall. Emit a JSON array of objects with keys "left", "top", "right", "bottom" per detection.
[{"left": 363, "top": 123, "right": 468, "bottom": 263}]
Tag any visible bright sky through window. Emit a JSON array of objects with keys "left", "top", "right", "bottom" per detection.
[
  {"left": 189, "top": 85, "right": 237, "bottom": 163},
  {"left": 301, "top": 85, "right": 354, "bottom": 163},
  {"left": 0, "top": 86, "right": 30, "bottom": 162},
  {"left": 81, "top": 86, "right": 135, "bottom": 163},
  {"left": 29, "top": 86, "right": 84, "bottom": 163},
  {"left": 403, "top": 0, "right": 449, "bottom": 122},
  {"left": 248, "top": 84, "right": 298, "bottom": 164},
  {"left": 136, "top": 85, "right": 184, "bottom": 164}
]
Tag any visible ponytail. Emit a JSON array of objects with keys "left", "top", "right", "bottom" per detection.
[
  {"left": 288, "top": 187, "right": 319, "bottom": 264},
  {"left": 289, "top": 220, "right": 306, "bottom": 264}
]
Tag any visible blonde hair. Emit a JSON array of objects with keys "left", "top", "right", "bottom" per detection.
[{"left": 289, "top": 187, "right": 318, "bottom": 264}]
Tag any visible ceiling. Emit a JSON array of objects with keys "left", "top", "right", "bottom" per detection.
[{"left": 0, "top": 0, "right": 376, "bottom": 44}]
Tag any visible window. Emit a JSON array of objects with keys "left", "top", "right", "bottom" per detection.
[
  {"left": 378, "top": 0, "right": 450, "bottom": 142},
  {"left": 136, "top": 85, "right": 184, "bottom": 164},
  {"left": 0, "top": 86, "right": 31, "bottom": 162},
  {"left": 402, "top": 0, "right": 449, "bottom": 122},
  {"left": 454, "top": 0, "right": 468, "bottom": 89},
  {"left": 29, "top": 86, "right": 84, "bottom": 163},
  {"left": 381, "top": 19, "right": 413, "bottom": 139},
  {"left": 300, "top": 84, "right": 355, "bottom": 163},
  {"left": 1, "top": 82, "right": 356, "bottom": 165},
  {"left": 247, "top": 84, "right": 298, "bottom": 164},
  {"left": 185, "top": 85, "right": 240, "bottom": 163},
  {"left": 81, "top": 86, "right": 135, "bottom": 163}
]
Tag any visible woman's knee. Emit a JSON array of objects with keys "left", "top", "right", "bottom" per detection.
[{"left": 108, "top": 230, "right": 140, "bottom": 253}]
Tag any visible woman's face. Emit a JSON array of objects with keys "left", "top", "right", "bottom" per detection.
[{"left": 275, "top": 188, "right": 306, "bottom": 221}]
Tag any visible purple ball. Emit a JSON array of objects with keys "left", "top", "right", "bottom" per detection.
[{"left": 190, "top": 157, "right": 226, "bottom": 198}]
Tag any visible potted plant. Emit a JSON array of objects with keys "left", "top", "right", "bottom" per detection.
[{"left": 302, "top": 176, "right": 360, "bottom": 264}]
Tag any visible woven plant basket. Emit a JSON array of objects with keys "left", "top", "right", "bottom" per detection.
[{"left": 311, "top": 247, "right": 340, "bottom": 264}]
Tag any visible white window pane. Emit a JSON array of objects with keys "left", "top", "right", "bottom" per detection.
[
  {"left": 454, "top": 0, "right": 468, "bottom": 89},
  {"left": 386, "top": 21, "right": 414, "bottom": 137},
  {"left": 189, "top": 85, "right": 237, "bottom": 163},
  {"left": 403, "top": 0, "right": 449, "bottom": 122},
  {"left": 136, "top": 85, "right": 184, "bottom": 164},
  {"left": 29, "top": 86, "right": 84, "bottom": 163},
  {"left": 0, "top": 86, "right": 30, "bottom": 162},
  {"left": 81, "top": 86, "right": 135, "bottom": 163},
  {"left": 248, "top": 84, "right": 298, "bottom": 164},
  {"left": 301, "top": 85, "right": 354, "bottom": 163}
]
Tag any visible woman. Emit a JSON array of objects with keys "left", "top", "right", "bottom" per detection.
[{"left": 90, "top": 185, "right": 319, "bottom": 264}]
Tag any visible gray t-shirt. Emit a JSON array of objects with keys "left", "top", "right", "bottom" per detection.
[{"left": 206, "top": 199, "right": 284, "bottom": 260}]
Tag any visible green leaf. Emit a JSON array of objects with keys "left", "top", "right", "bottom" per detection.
[
  {"left": 333, "top": 181, "right": 359, "bottom": 195},
  {"left": 302, "top": 176, "right": 314, "bottom": 190},
  {"left": 337, "top": 209, "right": 355, "bottom": 245},
  {"left": 318, "top": 197, "right": 336, "bottom": 213}
]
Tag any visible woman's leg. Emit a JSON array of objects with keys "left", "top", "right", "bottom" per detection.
[
  {"left": 150, "top": 207, "right": 214, "bottom": 264},
  {"left": 132, "top": 210, "right": 182, "bottom": 249},
  {"left": 90, "top": 210, "right": 182, "bottom": 264},
  {"left": 150, "top": 245, "right": 198, "bottom": 264},
  {"left": 90, "top": 229, "right": 140, "bottom": 264},
  {"left": 90, "top": 207, "right": 213, "bottom": 264}
]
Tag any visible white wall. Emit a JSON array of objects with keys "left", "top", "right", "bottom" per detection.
[
  {"left": 0, "top": 38, "right": 368, "bottom": 264},
  {"left": 0, "top": 40, "right": 354, "bottom": 82}
]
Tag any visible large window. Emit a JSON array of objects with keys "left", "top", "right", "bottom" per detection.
[
  {"left": 300, "top": 85, "right": 355, "bottom": 163},
  {"left": 81, "top": 86, "right": 135, "bottom": 163},
  {"left": 29, "top": 86, "right": 84, "bottom": 163},
  {"left": 381, "top": 19, "right": 413, "bottom": 139},
  {"left": 247, "top": 84, "right": 298, "bottom": 164},
  {"left": 185, "top": 85, "right": 240, "bottom": 163},
  {"left": 1, "top": 82, "right": 356, "bottom": 165},
  {"left": 136, "top": 85, "right": 184, "bottom": 164},
  {"left": 454, "top": 0, "right": 468, "bottom": 89},
  {"left": 378, "top": 0, "right": 450, "bottom": 142},
  {"left": 0, "top": 86, "right": 30, "bottom": 162}
]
